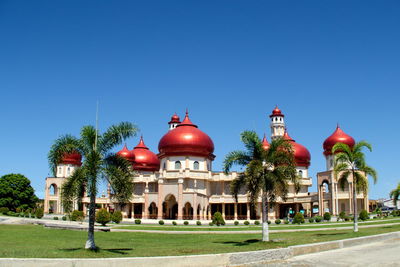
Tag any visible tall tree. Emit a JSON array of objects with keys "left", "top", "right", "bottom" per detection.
[
  {"left": 390, "top": 182, "right": 400, "bottom": 207},
  {"left": 0, "top": 173, "right": 38, "bottom": 211},
  {"left": 332, "top": 141, "right": 377, "bottom": 232},
  {"left": 48, "top": 122, "right": 138, "bottom": 250},
  {"left": 223, "top": 131, "right": 299, "bottom": 242}
]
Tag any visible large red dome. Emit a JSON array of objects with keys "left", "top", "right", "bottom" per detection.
[
  {"left": 323, "top": 125, "right": 355, "bottom": 156},
  {"left": 131, "top": 136, "right": 160, "bottom": 172},
  {"left": 60, "top": 152, "right": 82, "bottom": 166},
  {"left": 158, "top": 111, "right": 215, "bottom": 159},
  {"left": 117, "top": 144, "right": 135, "bottom": 162},
  {"left": 283, "top": 131, "right": 311, "bottom": 167},
  {"left": 270, "top": 106, "right": 284, "bottom": 118}
]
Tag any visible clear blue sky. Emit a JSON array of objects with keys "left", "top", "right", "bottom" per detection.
[{"left": 0, "top": 1, "right": 399, "bottom": 200}]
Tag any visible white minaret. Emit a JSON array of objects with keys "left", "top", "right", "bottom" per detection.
[
  {"left": 270, "top": 106, "right": 285, "bottom": 140},
  {"left": 168, "top": 113, "right": 181, "bottom": 130}
]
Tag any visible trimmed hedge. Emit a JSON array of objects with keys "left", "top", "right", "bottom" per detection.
[
  {"left": 95, "top": 209, "right": 110, "bottom": 226},
  {"left": 111, "top": 211, "right": 123, "bottom": 224},
  {"left": 275, "top": 219, "right": 281, "bottom": 225}
]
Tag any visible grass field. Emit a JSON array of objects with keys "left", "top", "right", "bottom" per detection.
[
  {"left": 114, "top": 218, "right": 400, "bottom": 231},
  {"left": 0, "top": 223, "right": 399, "bottom": 258}
]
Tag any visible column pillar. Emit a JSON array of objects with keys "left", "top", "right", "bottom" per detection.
[
  {"left": 234, "top": 203, "right": 238, "bottom": 220},
  {"left": 144, "top": 182, "right": 149, "bottom": 219},
  {"left": 193, "top": 194, "right": 198, "bottom": 220},
  {"left": 131, "top": 203, "right": 135, "bottom": 219},
  {"left": 222, "top": 203, "right": 225, "bottom": 219},
  {"left": 157, "top": 179, "right": 164, "bottom": 219},
  {"left": 178, "top": 178, "right": 183, "bottom": 220},
  {"left": 246, "top": 203, "right": 250, "bottom": 220},
  {"left": 207, "top": 205, "right": 211, "bottom": 220}
]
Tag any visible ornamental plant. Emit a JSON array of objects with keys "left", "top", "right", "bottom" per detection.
[
  {"left": 234, "top": 221, "right": 239, "bottom": 225},
  {"left": 293, "top": 212, "right": 305, "bottom": 224},
  {"left": 172, "top": 221, "right": 177, "bottom": 225},
  {"left": 212, "top": 212, "right": 225, "bottom": 226},
  {"left": 244, "top": 220, "right": 250, "bottom": 225},
  {"left": 323, "top": 212, "right": 331, "bottom": 222},
  {"left": 315, "top": 216, "right": 323, "bottom": 223},
  {"left": 111, "top": 211, "right": 123, "bottom": 224},
  {"left": 254, "top": 220, "right": 260, "bottom": 225},
  {"left": 196, "top": 220, "right": 201, "bottom": 226},
  {"left": 184, "top": 221, "right": 189, "bottom": 225},
  {"left": 0, "top": 207, "right": 9, "bottom": 215},
  {"left": 275, "top": 219, "right": 281, "bottom": 225},
  {"left": 95, "top": 208, "right": 110, "bottom": 226},
  {"left": 71, "top": 210, "right": 85, "bottom": 222},
  {"left": 35, "top": 208, "right": 44, "bottom": 219},
  {"left": 359, "top": 210, "right": 369, "bottom": 221},
  {"left": 308, "top": 217, "right": 315, "bottom": 223},
  {"left": 134, "top": 219, "right": 141, "bottom": 224}
]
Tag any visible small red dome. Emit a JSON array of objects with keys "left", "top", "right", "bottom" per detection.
[
  {"left": 158, "top": 111, "right": 215, "bottom": 159},
  {"left": 117, "top": 144, "right": 135, "bottom": 162},
  {"left": 270, "top": 106, "right": 285, "bottom": 118},
  {"left": 168, "top": 113, "right": 181, "bottom": 124},
  {"left": 131, "top": 136, "right": 160, "bottom": 172},
  {"left": 60, "top": 152, "right": 82, "bottom": 166},
  {"left": 323, "top": 125, "right": 355, "bottom": 156},
  {"left": 261, "top": 134, "right": 270, "bottom": 150},
  {"left": 283, "top": 131, "right": 311, "bottom": 167}
]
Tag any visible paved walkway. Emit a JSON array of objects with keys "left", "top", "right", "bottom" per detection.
[{"left": 255, "top": 237, "right": 400, "bottom": 266}]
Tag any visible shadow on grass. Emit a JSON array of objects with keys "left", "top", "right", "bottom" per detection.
[
  {"left": 314, "top": 232, "right": 347, "bottom": 236},
  {"left": 59, "top": 247, "right": 133, "bottom": 255},
  {"left": 214, "top": 239, "right": 261, "bottom": 246}
]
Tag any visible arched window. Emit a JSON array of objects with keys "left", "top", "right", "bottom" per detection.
[
  {"left": 193, "top": 161, "right": 199, "bottom": 170},
  {"left": 163, "top": 162, "right": 166, "bottom": 170},
  {"left": 298, "top": 170, "right": 303, "bottom": 177},
  {"left": 58, "top": 167, "right": 62, "bottom": 175},
  {"left": 175, "top": 161, "right": 181, "bottom": 170},
  {"left": 67, "top": 167, "right": 71, "bottom": 176},
  {"left": 49, "top": 184, "right": 57, "bottom": 195}
]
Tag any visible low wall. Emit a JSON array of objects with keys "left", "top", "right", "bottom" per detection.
[{"left": 1, "top": 231, "right": 399, "bottom": 267}]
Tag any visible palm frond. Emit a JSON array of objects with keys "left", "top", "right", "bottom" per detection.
[
  {"left": 334, "top": 162, "right": 349, "bottom": 180},
  {"left": 353, "top": 140, "right": 372, "bottom": 153},
  {"left": 240, "top": 131, "right": 263, "bottom": 159},
  {"left": 223, "top": 150, "right": 252, "bottom": 173},
  {"left": 230, "top": 173, "right": 247, "bottom": 202},
  {"left": 80, "top": 125, "right": 97, "bottom": 154},
  {"left": 332, "top": 143, "right": 352, "bottom": 156},
  {"left": 60, "top": 167, "right": 86, "bottom": 213},
  {"left": 337, "top": 170, "right": 351, "bottom": 191},
  {"left": 98, "top": 122, "right": 138, "bottom": 153},
  {"left": 48, "top": 135, "right": 82, "bottom": 176}
]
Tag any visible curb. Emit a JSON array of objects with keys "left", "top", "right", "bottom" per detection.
[{"left": 0, "top": 231, "right": 399, "bottom": 267}]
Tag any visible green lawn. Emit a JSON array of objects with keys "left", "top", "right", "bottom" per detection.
[
  {"left": 114, "top": 218, "right": 400, "bottom": 231},
  {"left": 0, "top": 224, "right": 399, "bottom": 258}
]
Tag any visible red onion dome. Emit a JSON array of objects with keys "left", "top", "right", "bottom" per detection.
[
  {"left": 323, "top": 125, "right": 355, "bottom": 156},
  {"left": 261, "top": 134, "right": 270, "bottom": 150},
  {"left": 269, "top": 106, "right": 285, "bottom": 118},
  {"left": 283, "top": 131, "right": 311, "bottom": 167},
  {"left": 117, "top": 144, "right": 135, "bottom": 162},
  {"left": 60, "top": 151, "right": 82, "bottom": 166},
  {"left": 158, "top": 111, "right": 215, "bottom": 159},
  {"left": 168, "top": 113, "right": 181, "bottom": 124},
  {"left": 131, "top": 136, "right": 160, "bottom": 172}
]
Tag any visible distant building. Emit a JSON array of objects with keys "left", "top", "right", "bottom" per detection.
[{"left": 44, "top": 107, "right": 368, "bottom": 220}]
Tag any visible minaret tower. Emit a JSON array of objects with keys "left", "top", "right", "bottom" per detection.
[
  {"left": 168, "top": 113, "right": 181, "bottom": 130},
  {"left": 269, "top": 106, "right": 285, "bottom": 140}
]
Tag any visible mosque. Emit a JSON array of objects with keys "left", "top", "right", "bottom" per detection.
[{"left": 44, "top": 107, "right": 369, "bottom": 220}]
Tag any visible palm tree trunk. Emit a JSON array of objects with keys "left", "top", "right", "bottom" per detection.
[
  {"left": 262, "top": 193, "right": 269, "bottom": 242},
  {"left": 85, "top": 186, "right": 97, "bottom": 250},
  {"left": 352, "top": 173, "right": 358, "bottom": 232}
]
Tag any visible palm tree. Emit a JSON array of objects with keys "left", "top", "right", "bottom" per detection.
[
  {"left": 390, "top": 182, "right": 400, "bottom": 207},
  {"left": 332, "top": 141, "right": 377, "bottom": 232},
  {"left": 223, "top": 131, "right": 299, "bottom": 242},
  {"left": 48, "top": 122, "right": 138, "bottom": 250}
]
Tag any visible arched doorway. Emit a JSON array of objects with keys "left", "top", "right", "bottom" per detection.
[
  {"left": 49, "top": 184, "right": 57, "bottom": 195},
  {"left": 163, "top": 194, "right": 178, "bottom": 219},
  {"left": 148, "top": 202, "right": 158, "bottom": 219},
  {"left": 183, "top": 202, "right": 193, "bottom": 220}
]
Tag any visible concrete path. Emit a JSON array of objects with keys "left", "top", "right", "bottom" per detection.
[
  {"left": 111, "top": 222, "right": 400, "bottom": 234},
  {"left": 256, "top": 237, "right": 400, "bottom": 266}
]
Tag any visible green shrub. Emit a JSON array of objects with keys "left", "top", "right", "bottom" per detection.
[
  {"left": 209, "top": 222, "right": 214, "bottom": 226},
  {"left": 7, "top": 211, "right": 16, "bottom": 216},
  {"left": 267, "top": 220, "right": 271, "bottom": 224},
  {"left": 359, "top": 210, "right": 369, "bottom": 221},
  {"left": 135, "top": 219, "right": 141, "bottom": 224},
  {"left": 339, "top": 211, "right": 346, "bottom": 220},
  {"left": 323, "top": 212, "right": 331, "bottom": 221},
  {"left": 159, "top": 220, "right": 164, "bottom": 225},
  {"left": 53, "top": 216, "right": 59, "bottom": 220},
  {"left": 243, "top": 220, "right": 250, "bottom": 225},
  {"left": 254, "top": 220, "right": 260, "bottom": 225},
  {"left": 172, "top": 221, "right": 177, "bottom": 225},
  {"left": 315, "top": 216, "right": 323, "bottom": 223},
  {"left": 35, "top": 208, "right": 44, "bottom": 219},
  {"left": 293, "top": 212, "right": 305, "bottom": 224},
  {"left": 275, "top": 219, "right": 281, "bottom": 224},
  {"left": 196, "top": 220, "right": 201, "bottom": 226},
  {"left": 71, "top": 210, "right": 85, "bottom": 222},
  {"left": 0, "top": 207, "right": 9, "bottom": 215},
  {"left": 234, "top": 221, "right": 239, "bottom": 225},
  {"left": 284, "top": 219, "right": 289, "bottom": 224},
  {"left": 95, "top": 208, "right": 110, "bottom": 226},
  {"left": 212, "top": 212, "right": 225, "bottom": 226},
  {"left": 344, "top": 216, "right": 351, "bottom": 221},
  {"left": 184, "top": 221, "right": 189, "bottom": 225},
  {"left": 62, "top": 216, "right": 67, "bottom": 221},
  {"left": 308, "top": 217, "right": 315, "bottom": 223},
  {"left": 111, "top": 211, "right": 123, "bottom": 224}
]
